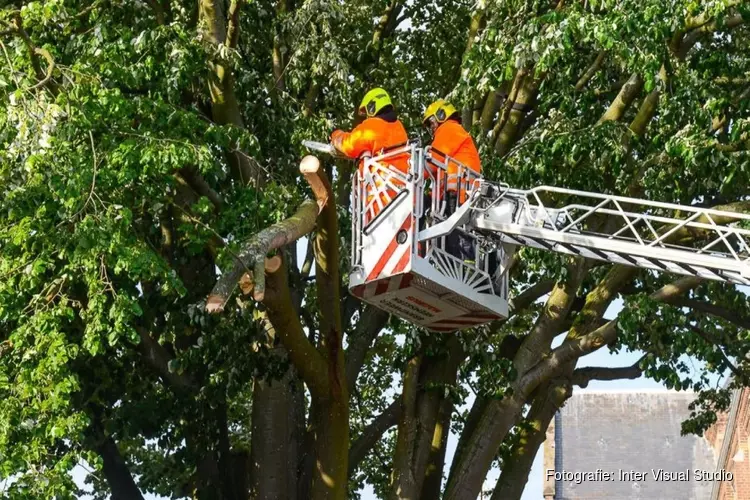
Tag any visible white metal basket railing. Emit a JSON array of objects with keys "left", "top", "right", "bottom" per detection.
[
  {"left": 350, "top": 143, "right": 418, "bottom": 269},
  {"left": 423, "top": 146, "right": 483, "bottom": 219}
]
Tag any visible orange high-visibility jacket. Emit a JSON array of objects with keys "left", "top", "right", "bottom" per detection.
[
  {"left": 428, "top": 120, "right": 481, "bottom": 203},
  {"left": 332, "top": 117, "right": 410, "bottom": 220}
]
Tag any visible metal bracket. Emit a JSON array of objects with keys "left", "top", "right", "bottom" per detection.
[{"left": 417, "top": 197, "right": 475, "bottom": 242}]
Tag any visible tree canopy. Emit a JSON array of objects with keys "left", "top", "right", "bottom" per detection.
[{"left": 1, "top": 0, "right": 749, "bottom": 499}]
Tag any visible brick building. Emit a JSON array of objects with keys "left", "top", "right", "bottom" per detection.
[{"left": 705, "top": 386, "right": 750, "bottom": 500}]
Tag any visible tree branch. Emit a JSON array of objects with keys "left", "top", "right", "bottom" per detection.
[
  {"left": 6, "top": 15, "right": 57, "bottom": 93},
  {"left": 494, "top": 73, "right": 539, "bottom": 156},
  {"left": 513, "top": 261, "right": 590, "bottom": 374},
  {"left": 479, "top": 90, "right": 501, "bottom": 132},
  {"left": 572, "top": 355, "right": 646, "bottom": 388},
  {"left": 689, "top": 325, "right": 748, "bottom": 382},
  {"left": 94, "top": 435, "right": 146, "bottom": 500},
  {"left": 207, "top": 156, "right": 326, "bottom": 312},
  {"left": 480, "top": 279, "right": 556, "bottom": 343},
  {"left": 177, "top": 167, "right": 224, "bottom": 210},
  {"left": 448, "top": 2, "right": 487, "bottom": 93},
  {"left": 521, "top": 277, "right": 702, "bottom": 393},
  {"left": 628, "top": 89, "right": 660, "bottom": 137},
  {"left": 302, "top": 80, "right": 320, "bottom": 117},
  {"left": 369, "top": 0, "right": 403, "bottom": 71},
  {"left": 666, "top": 297, "right": 750, "bottom": 330},
  {"left": 300, "top": 236, "right": 315, "bottom": 279},
  {"left": 677, "top": 11, "right": 747, "bottom": 59},
  {"left": 575, "top": 50, "right": 606, "bottom": 91},
  {"left": 670, "top": 200, "right": 750, "bottom": 243},
  {"left": 597, "top": 73, "right": 643, "bottom": 124},
  {"left": 508, "top": 279, "right": 555, "bottom": 314},
  {"left": 348, "top": 399, "right": 402, "bottom": 475},
  {"left": 345, "top": 306, "right": 389, "bottom": 394},
  {"left": 199, "top": 0, "right": 263, "bottom": 185},
  {"left": 263, "top": 256, "right": 329, "bottom": 399},
  {"left": 135, "top": 326, "right": 195, "bottom": 393},
  {"left": 225, "top": 0, "right": 244, "bottom": 49},
  {"left": 491, "top": 70, "right": 526, "bottom": 142}
]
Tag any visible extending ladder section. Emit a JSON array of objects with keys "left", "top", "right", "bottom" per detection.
[{"left": 472, "top": 185, "right": 750, "bottom": 285}]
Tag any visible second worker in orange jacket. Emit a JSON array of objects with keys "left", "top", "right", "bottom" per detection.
[{"left": 423, "top": 99, "right": 481, "bottom": 264}]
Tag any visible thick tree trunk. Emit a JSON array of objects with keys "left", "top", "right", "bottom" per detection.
[
  {"left": 491, "top": 380, "right": 571, "bottom": 500},
  {"left": 249, "top": 351, "right": 303, "bottom": 499},
  {"left": 447, "top": 394, "right": 486, "bottom": 485},
  {"left": 444, "top": 265, "right": 585, "bottom": 500},
  {"left": 306, "top": 158, "right": 350, "bottom": 500},
  {"left": 420, "top": 396, "right": 453, "bottom": 500},
  {"left": 390, "top": 356, "right": 421, "bottom": 499},
  {"left": 96, "top": 436, "right": 146, "bottom": 500},
  {"left": 310, "top": 398, "right": 350, "bottom": 499},
  {"left": 391, "top": 337, "right": 464, "bottom": 499},
  {"left": 443, "top": 393, "right": 527, "bottom": 500}
]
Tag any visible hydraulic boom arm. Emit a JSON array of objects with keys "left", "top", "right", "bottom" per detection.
[
  {"left": 302, "top": 140, "right": 749, "bottom": 330},
  {"left": 469, "top": 184, "right": 750, "bottom": 285},
  {"left": 303, "top": 139, "right": 750, "bottom": 285}
]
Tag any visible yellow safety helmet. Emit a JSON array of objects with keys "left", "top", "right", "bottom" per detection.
[
  {"left": 359, "top": 87, "right": 392, "bottom": 117},
  {"left": 423, "top": 99, "right": 458, "bottom": 126}
]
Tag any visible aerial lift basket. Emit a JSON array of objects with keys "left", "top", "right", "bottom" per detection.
[{"left": 346, "top": 143, "right": 509, "bottom": 332}]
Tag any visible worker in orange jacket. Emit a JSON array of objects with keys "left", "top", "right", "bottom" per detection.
[
  {"left": 331, "top": 88, "right": 410, "bottom": 224},
  {"left": 423, "top": 99, "right": 482, "bottom": 264}
]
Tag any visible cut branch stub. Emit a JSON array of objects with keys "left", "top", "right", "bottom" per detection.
[
  {"left": 239, "top": 272, "right": 254, "bottom": 295},
  {"left": 300, "top": 155, "right": 328, "bottom": 214}
]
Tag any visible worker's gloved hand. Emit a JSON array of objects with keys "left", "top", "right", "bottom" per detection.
[{"left": 330, "top": 130, "right": 345, "bottom": 150}]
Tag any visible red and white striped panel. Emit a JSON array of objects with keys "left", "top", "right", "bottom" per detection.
[
  {"left": 351, "top": 274, "right": 413, "bottom": 300},
  {"left": 426, "top": 312, "right": 502, "bottom": 332},
  {"left": 363, "top": 215, "right": 413, "bottom": 283}
]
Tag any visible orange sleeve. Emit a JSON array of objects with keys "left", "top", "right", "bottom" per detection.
[
  {"left": 332, "top": 122, "right": 376, "bottom": 159},
  {"left": 431, "top": 122, "right": 463, "bottom": 158}
]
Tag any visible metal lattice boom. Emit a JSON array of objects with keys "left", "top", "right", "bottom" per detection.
[{"left": 473, "top": 185, "right": 750, "bottom": 285}]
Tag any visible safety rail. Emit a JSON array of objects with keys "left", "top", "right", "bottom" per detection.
[
  {"left": 423, "top": 146, "right": 483, "bottom": 219},
  {"left": 349, "top": 144, "right": 498, "bottom": 294},
  {"left": 420, "top": 148, "right": 496, "bottom": 290}
]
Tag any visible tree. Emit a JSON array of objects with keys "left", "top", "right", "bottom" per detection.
[{"left": 0, "top": 0, "right": 748, "bottom": 499}]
